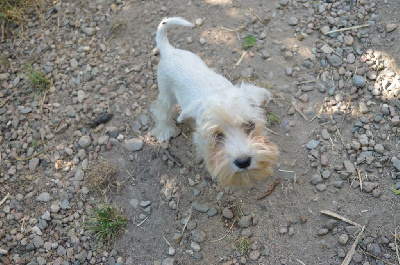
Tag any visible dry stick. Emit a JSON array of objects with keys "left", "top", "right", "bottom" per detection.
[
  {"left": 295, "top": 259, "right": 306, "bottom": 265},
  {"left": 15, "top": 150, "right": 44, "bottom": 161},
  {"left": 320, "top": 210, "right": 362, "bottom": 227},
  {"left": 342, "top": 226, "right": 365, "bottom": 265},
  {"left": 266, "top": 127, "right": 278, "bottom": 135},
  {"left": 181, "top": 207, "right": 192, "bottom": 235},
  {"left": 297, "top": 80, "right": 316, "bottom": 85},
  {"left": 136, "top": 216, "right": 149, "bottom": 227},
  {"left": 210, "top": 219, "right": 236, "bottom": 243},
  {"left": 358, "top": 250, "right": 395, "bottom": 265},
  {"left": 395, "top": 221, "right": 400, "bottom": 265},
  {"left": 324, "top": 24, "right": 370, "bottom": 35},
  {"left": 0, "top": 192, "right": 10, "bottom": 207},
  {"left": 163, "top": 236, "right": 172, "bottom": 247},
  {"left": 248, "top": 7, "right": 270, "bottom": 24},
  {"left": 320, "top": 40, "right": 343, "bottom": 59},
  {"left": 234, "top": 51, "right": 248, "bottom": 67},
  {"left": 0, "top": 92, "right": 15, "bottom": 108},
  {"left": 357, "top": 169, "right": 363, "bottom": 191},
  {"left": 292, "top": 101, "right": 309, "bottom": 121}
]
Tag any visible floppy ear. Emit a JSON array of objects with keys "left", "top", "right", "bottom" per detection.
[
  {"left": 239, "top": 82, "right": 272, "bottom": 107},
  {"left": 177, "top": 100, "right": 205, "bottom": 122}
]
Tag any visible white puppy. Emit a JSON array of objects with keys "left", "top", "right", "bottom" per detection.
[{"left": 151, "top": 17, "right": 278, "bottom": 186}]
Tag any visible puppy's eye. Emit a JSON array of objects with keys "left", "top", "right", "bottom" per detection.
[
  {"left": 214, "top": 132, "right": 224, "bottom": 141},
  {"left": 243, "top": 121, "right": 255, "bottom": 134}
]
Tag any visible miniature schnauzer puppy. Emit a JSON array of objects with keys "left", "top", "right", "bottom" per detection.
[{"left": 151, "top": 17, "right": 278, "bottom": 186}]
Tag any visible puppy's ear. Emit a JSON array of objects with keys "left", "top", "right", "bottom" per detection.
[
  {"left": 177, "top": 100, "right": 204, "bottom": 122},
  {"left": 239, "top": 82, "right": 272, "bottom": 107}
]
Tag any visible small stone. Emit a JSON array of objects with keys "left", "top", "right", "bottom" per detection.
[
  {"left": 367, "top": 243, "right": 382, "bottom": 257},
  {"left": 374, "top": 144, "right": 384, "bottom": 154},
  {"left": 50, "top": 204, "right": 60, "bottom": 213},
  {"left": 317, "top": 228, "right": 329, "bottom": 235},
  {"left": 125, "top": 138, "right": 144, "bottom": 151},
  {"left": 284, "top": 51, "right": 293, "bottom": 59},
  {"left": 191, "top": 242, "right": 201, "bottom": 252},
  {"left": 161, "top": 258, "right": 175, "bottom": 265},
  {"left": 279, "top": 227, "right": 288, "bottom": 234},
  {"left": 320, "top": 26, "right": 330, "bottom": 35},
  {"left": 288, "top": 17, "right": 299, "bottom": 26},
  {"left": 207, "top": 207, "right": 218, "bottom": 217},
  {"left": 362, "top": 182, "right": 378, "bottom": 193},
  {"left": 328, "top": 54, "right": 342, "bottom": 67},
  {"left": 29, "top": 158, "right": 40, "bottom": 170},
  {"left": 191, "top": 202, "right": 209, "bottom": 213},
  {"left": 191, "top": 229, "right": 206, "bottom": 243},
  {"left": 321, "top": 170, "right": 331, "bottom": 179},
  {"left": 310, "top": 174, "right": 323, "bottom": 185},
  {"left": 36, "top": 192, "right": 52, "bottom": 202},
  {"left": 21, "top": 107, "right": 33, "bottom": 114},
  {"left": 82, "top": 27, "right": 96, "bottom": 36},
  {"left": 195, "top": 18, "right": 204, "bottom": 26},
  {"left": 325, "top": 219, "right": 338, "bottom": 230},
  {"left": 352, "top": 75, "right": 366, "bottom": 87},
  {"left": 392, "top": 157, "right": 400, "bottom": 171},
  {"left": 321, "top": 129, "right": 330, "bottom": 140},
  {"left": 199, "top": 38, "right": 206, "bottom": 45},
  {"left": 140, "top": 201, "right": 151, "bottom": 207},
  {"left": 78, "top": 135, "right": 91, "bottom": 148},
  {"left": 315, "top": 183, "right": 327, "bottom": 191},
  {"left": 168, "top": 247, "right": 175, "bottom": 256},
  {"left": 306, "top": 140, "right": 320, "bottom": 149},
  {"left": 172, "top": 233, "right": 182, "bottom": 243},
  {"left": 241, "top": 228, "right": 253, "bottom": 237},
  {"left": 359, "top": 102, "right": 368, "bottom": 114},
  {"left": 343, "top": 35, "right": 354, "bottom": 45},
  {"left": 222, "top": 208, "right": 234, "bottom": 219},
  {"left": 392, "top": 116, "right": 400, "bottom": 126},
  {"left": 343, "top": 161, "right": 355, "bottom": 173},
  {"left": 385, "top": 23, "right": 398, "bottom": 32},
  {"left": 238, "top": 215, "right": 252, "bottom": 228},
  {"left": 249, "top": 250, "right": 260, "bottom": 261},
  {"left": 338, "top": 234, "right": 349, "bottom": 245}
]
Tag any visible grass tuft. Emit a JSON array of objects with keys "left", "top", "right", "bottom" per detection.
[
  {"left": 235, "top": 236, "right": 251, "bottom": 255},
  {"left": 86, "top": 161, "right": 118, "bottom": 193},
  {"left": 25, "top": 63, "right": 50, "bottom": 95},
  {"left": 84, "top": 203, "right": 127, "bottom": 243},
  {"left": 242, "top": 35, "right": 257, "bottom": 50},
  {"left": 0, "top": 0, "right": 44, "bottom": 25},
  {"left": 266, "top": 113, "right": 279, "bottom": 127}
]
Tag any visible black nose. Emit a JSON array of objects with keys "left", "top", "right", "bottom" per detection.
[{"left": 234, "top": 157, "right": 251, "bottom": 169}]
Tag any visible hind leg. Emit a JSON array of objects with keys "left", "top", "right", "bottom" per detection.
[{"left": 150, "top": 82, "right": 181, "bottom": 142}]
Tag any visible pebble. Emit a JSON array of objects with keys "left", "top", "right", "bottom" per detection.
[
  {"left": 385, "top": 23, "right": 398, "bottom": 32},
  {"left": 249, "top": 251, "right": 260, "bottom": 261},
  {"left": 36, "top": 192, "right": 52, "bottom": 202},
  {"left": 306, "top": 140, "right": 320, "bottom": 149},
  {"left": 195, "top": 18, "right": 204, "bottom": 26},
  {"left": 288, "top": 17, "right": 299, "bottom": 26},
  {"left": 191, "top": 202, "right": 209, "bottom": 213},
  {"left": 29, "top": 157, "right": 40, "bottom": 170},
  {"left": 191, "top": 242, "right": 201, "bottom": 252},
  {"left": 317, "top": 228, "right": 329, "bottom": 235},
  {"left": 328, "top": 55, "right": 342, "bottom": 67},
  {"left": 353, "top": 75, "right": 367, "bottom": 87},
  {"left": 78, "top": 135, "right": 92, "bottom": 148},
  {"left": 125, "top": 138, "right": 144, "bottom": 151},
  {"left": 222, "top": 208, "right": 234, "bottom": 219},
  {"left": 359, "top": 102, "right": 369, "bottom": 114},
  {"left": 207, "top": 207, "right": 218, "bottom": 217},
  {"left": 362, "top": 182, "right": 378, "bottom": 193},
  {"left": 338, "top": 234, "right": 349, "bottom": 245},
  {"left": 343, "top": 35, "right": 354, "bottom": 45},
  {"left": 140, "top": 201, "right": 151, "bottom": 207},
  {"left": 238, "top": 215, "right": 252, "bottom": 228},
  {"left": 191, "top": 229, "right": 206, "bottom": 243},
  {"left": 310, "top": 174, "right": 323, "bottom": 184},
  {"left": 161, "top": 258, "right": 175, "bottom": 265}
]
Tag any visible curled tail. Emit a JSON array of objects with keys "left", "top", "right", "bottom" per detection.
[{"left": 156, "top": 17, "right": 194, "bottom": 53}]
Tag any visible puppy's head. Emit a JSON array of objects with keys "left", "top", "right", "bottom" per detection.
[{"left": 195, "top": 98, "right": 278, "bottom": 187}]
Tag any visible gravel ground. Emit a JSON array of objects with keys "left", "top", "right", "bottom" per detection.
[{"left": 1, "top": 0, "right": 400, "bottom": 264}]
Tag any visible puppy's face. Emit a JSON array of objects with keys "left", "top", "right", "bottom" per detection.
[{"left": 195, "top": 100, "right": 278, "bottom": 186}]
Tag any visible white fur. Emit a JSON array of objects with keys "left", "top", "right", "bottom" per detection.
[{"left": 151, "top": 17, "right": 277, "bottom": 186}]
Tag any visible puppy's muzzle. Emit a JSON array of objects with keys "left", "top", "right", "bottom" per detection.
[{"left": 234, "top": 156, "right": 252, "bottom": 169}]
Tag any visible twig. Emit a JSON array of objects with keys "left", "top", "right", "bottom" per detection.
[
  {"left": 248, "top": 7, "right": 270, "bottom": 24},
  {"left": 234, "top": 51, "right": 247, "bottom": 68},
  {"left": 265, "top": 127, "right": 278, "bottom": 135},
  {"left": 0, "top": 192, "right": 10, "bottom": 207},
  {"left": 181, "top": 207, "right": 192, "bottom": 235},
  {"left": 15, "top": 150, "right": 44, "bottom": 161},
  {"left": 324, "top": 24, "right": 370, "bottom": 35},
  {"left": 0, "top": 92, "right": 15, "bottom": 108},
  {"left": 163, "top": 236, "right": 172, "bottom": 247},
  {"left": 395, "top": 221, "right": 400, "bottom": 265},
  {"left": 341, "top": 226, "right": 365, "bottom": 265},
  {"left": 136, "top": 216, "right": 149, "bottom": 227},
  {"left": 358, "top": 250, "right": 395, "bottom": 265},
  {"left": 321, "top": 210, "right": 362, "bottom": 227},
  {"left": 320, "top": 40, "right": 343, "bottom": 59},
  {"left": 357, "top": 169, "right": 363, "bottom": 192},
  {"left": 40, "top": 91, "right": 47, "bottom": 114},
  {"left": 220, "top": 22, "right": 247, "bottom": 41},
  {"left": 257, "top": 179, "right": 281, "bottom": 200},
  {"left": 297, "top": 80, "right": 316, "bottom": 85},
  {"left": 292, "top": 101, "right": 309, "bottom": 121},
  {"left": 164, "top": 149, "right": 182, "bottom": 167},
  {"left": 210, "top": 219, "right": 236, "bottom": 243},
  {"left": 295, "top": 259, "right": 306, "bottom": 265}
]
